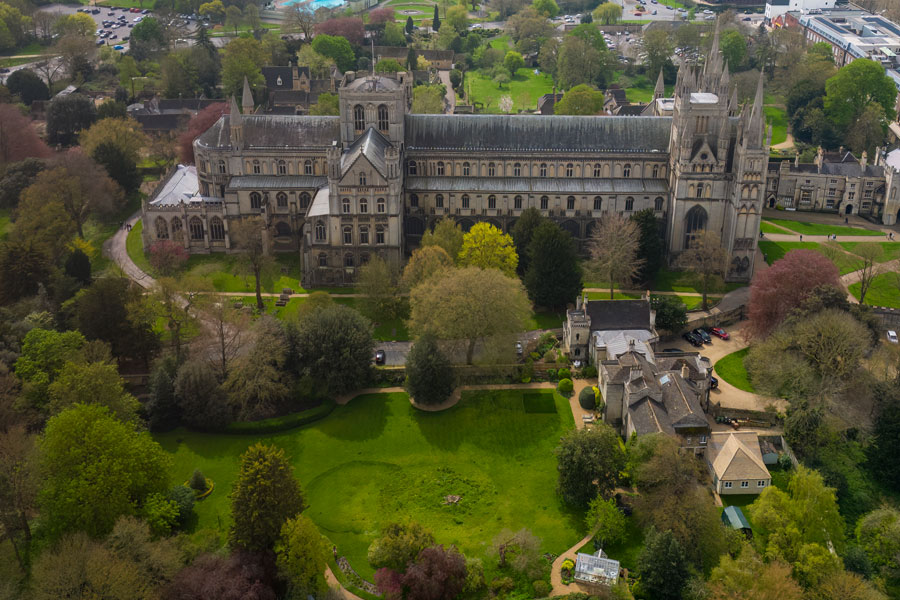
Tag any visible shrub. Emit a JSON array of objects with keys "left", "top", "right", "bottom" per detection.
[
  {"left": 529, "top": 351, "right": 541, "bottom": 361},
  {"left": 532, "top": 580, "right": 551, "bottom": 598},
  {"left": 561, "top": 558, "right": 574, "bottom": 571},
  {"left": 578, "top": 386, "right": 596, "bottom": 410},
  {"left": 490, "top": 576, "right": 515, "bottom": 596},
  {"left": 557, "top": 378, "right": 573, "bottom": 394},
  {"left": 547, "top": 368, "right": 557, "bottom": 381},
  {"left": 581, "top": 365, "right": 597, "bottom": 379},
  {"left": 521, "top": 359, "right": 534, "bottom": 384},
  {"left": 168, "top": 485, "right": 195, "bottom": 527},
  {"left": 190, "top": 469, "right": 208, "bottom": 492},
  {"left": 223, "top": 402, "right": 335, "bottom": 434},
  {"left": 558, "top": 368, "right": 571, "bottom": 380},
  {"left": 148, "top": 240, "right": 189, "bottom": 275}
]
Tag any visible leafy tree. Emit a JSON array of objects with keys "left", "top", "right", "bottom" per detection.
[
  {"left": 445, "top": 5, "right": 468, "bottom": 33},
  {"left": 368, "top": 522, "right": 436, "bottom": 571},
  {"left": 0, "top": 158, "right": 45, "bottom": 209},
  {"left": 585, "top": 495, "right": 625, "bottom": 549},
  {"left": 174, "top": 359, "right": 230, "bottom": 430},
  {"left": 791, "top": 309, "right": 871, "bottom": 380},
  {"left": 707, "top": 545, "right": 803, "bottom": 600},
  {"left": 39, "top": 404, "right": 171, "bottom": 540},
  {"left": 0, "top": 425, "right": 37, "bottom": 572},
  {"left": 588, "top": 213, "right": 643, "bottom": 299},
  {"left": 14, "top": 328, "right": 86, "bottom": 415},
  {"left": 409, "top": 267, "right": 530, "bottom": 364},
  {"left": 825, "top": 58, "right": 897, "bottom": 131},
  {"left": 229, "top": 443, "right": 305, "bottom": 552},
  {"left": 164, "top": 552, "right": 278, "bottom": 600},
  {"left": 405, "top": 334, "right": 455, "bottom": 406},
  {"left": 719, "top": 29, "right": 747, "bottom": 70},
  {"left": 846, "top": 102, "right": 888, "bottom": 159},
  {"left": 503, "top": 50, "right": 525, "bottom": 73},
  {"left": 0, "top": 240, "right": 51, "bottom": 304},
  {"left": 402, "top": 246, "right": 454, "bottom": 290},
  {"left": 812, "top": 571, "right": 888, "bottom": 600},
  {"left": 643, "top": 29, "right": 674, "bottom": 80},
  {"left": 177, "top": 102, "right": 228, "bottom": 164},
  {"left": 557, "top": 35, "right": 613, "bottom": 89},
  {"left": 48, "top": 360, "right": 141, "bottom": 422},
  {"left": 290, "top": 304, "right": 374, "bottom": 394},
  {"left": 358, "top": 255, "right": 401, "bottom": 323},
  {"left": 524, "top": 220, "right": 582, "bottom": 309},
  {"left": 46, "top": 93, "right": 97, "bottom": 147},
  {"left": 748, "top": 249, "right": 841, "bottom": 338},
  {"left": 679, "top": 230, "right": 728, "bottom": 311},
  {"left": 421, "top": 219, "right": 464, "bottom": 261},
  {"left": 376, "top": 59, "right": 405, "bottom": 74},
  {"left": 411, "top": 84, "right": 446, "bottom": 113},
  {"left": 593, "top": 2, "right": 622, "bottom": 24},
  {"left": 507, "top": 7, "right": 553, "bottom": 54},
  {"left": 402, "top": 545, "right": 467, "bottom": 600},
  {"left": 149, "top": 241, "right": 189, "bottom": 276},
  {"left": 458, "top": 222, "right": 518, "bottom": 275},
  {"left": 312, "top": 34, "right": 356, "bottom": 72},
  {"left": 532, "top": 0, "right": 559, "bottom": 17},
  {"left": 64, "top": 248, "right": 91, "bottom": 286},
  {"left": 554, "top": 84, "right": 604, "bottom": 115},
  {"left": 309, "top": 91, "right": 339, "bottom": 115},
  {"left": 79, "top": 117, "right": 148, "bottom": 167},
  {"left": 0, "top": 105, "right": 51, "bottom": 164},
  {"left": 6, "top": 69, "right": 48, "bottom": 106},
  {"left": 855, "top": 508, "right": 900, "bottom": 579},
  {"left": 167, "top": 485, "right": 195, "bottom": 528},
  {"left": 650, "top": 295, "right": 687, "bottom": 333},
  {"left": 224, "top": 318, "right": 291, "bottom": 421},
  {"left": 569, "top": 23, "right": 608, "bottom": 53},
  {"left": 221, "top": 37, "right": 267, "bottom": 98},
  {"left": 282, "top": 4, "right": 316, "bottom": 40},
  {"left": 74, "top": 276, "right": 158, "bottom": 362},
  {"left": 748, "top": 465, "right": 845, "bottom": 563},
  {"left": 511, "top": 207, "right": 544, "bottom": 276},
  {"left": 276, "top": 514, "right": 328, "bottom": 597},
  {"left": 229, "top": 216, "right": 273, "bottom": 310},
  {"left": 631, "top": 208, "right": 663, "bottom": 281},
  {"left": 869, "top": 383, "right": 900, "bottom": 491},
  {"left": 315, "top": 17, "right": 365, "bottom": 46},
  {"left": 637, "top": 528, "right": 688, "bottom": 600},
  {"left": 297, "top": 45, "right": 337, "bottom": 79},
  {"left": 555, "top": 424, "right": 624, "bottom": 508}
]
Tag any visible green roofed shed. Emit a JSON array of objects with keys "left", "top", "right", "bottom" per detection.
[{"left": 721, "top": 505, "right": 752, "bottom": 537}]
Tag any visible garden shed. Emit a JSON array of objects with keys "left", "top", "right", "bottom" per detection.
[
  {"left": 574, "top": 551, "right": 620, "bottom": 587},
  {"left": 721, "top": 505, "right": 752, "bottom": 537}
]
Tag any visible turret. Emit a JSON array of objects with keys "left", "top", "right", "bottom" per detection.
[
  {"left": 242, "top": 76, "right": 254, "bottom": 115},
  {"left": 653, "top": 69, "right": 665, "bottom": 101},
  {"left": 229, "top": 95, "right": 242, "bottom": 150}
]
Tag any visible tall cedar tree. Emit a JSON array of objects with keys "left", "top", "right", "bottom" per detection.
[
  {"left": 524, "top": 220, "right": 583, "bottom": 309},
  {"left": 405, "top": 334, "right": 455, "bottom": 406},
  {"left": 631, "top": 208, "right": 663, "bottom": 282},
  {"left": 229, "top": 443, "right": 305, "bottom": 552},
  {"left": 637, "top": 528, "right": 689, "bottom": 600},
  {"left": 555, "top": 424, "right": 625, "bottom": 508},
  {"left": 433, "top": 5, "right": 440, "bottom": 31},
  {"left": 511, "top": 207, "right": 543, "bottom": 276},
  {"left": 406, "top": 15, "right": 414, "bottom": 33}
]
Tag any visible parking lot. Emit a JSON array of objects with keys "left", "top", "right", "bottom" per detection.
[{"left": 36, "top": 4, "right": 145, "bottom": 52}]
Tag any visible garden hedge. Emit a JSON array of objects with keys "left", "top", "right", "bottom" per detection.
[
  {"left": 578, "top": 386, "right": 596, "bottom": 410},
  {"left": 223, "top": 401, "right": 336, "bottom": 434}
]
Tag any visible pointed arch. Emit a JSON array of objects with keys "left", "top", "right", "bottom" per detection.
[{"left": 684, "top": 205, "right": 708, "bottom": 249}]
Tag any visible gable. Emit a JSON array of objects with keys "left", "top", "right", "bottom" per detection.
[{"left": 339, "top": 153, "right": 387, "bottom": 186}]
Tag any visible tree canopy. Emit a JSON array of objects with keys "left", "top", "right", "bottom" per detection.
[
  {"left": 457, "top": 222, "right": 518, "bottom": 276},
  {"left": 825, "top": 58, "right": 897, "bottom": 130}
]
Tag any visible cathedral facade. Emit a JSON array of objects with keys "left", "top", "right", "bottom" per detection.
[{"left": 142, "top": 32, "right": 767, "bottom": 287}]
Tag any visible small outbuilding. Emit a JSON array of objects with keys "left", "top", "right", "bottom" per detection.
[
  {"left": 574, "top": 551, "right": 620, "bottom": 587},
  {"left": 721, "top": 505, "right": 752, "bottom": 538}
]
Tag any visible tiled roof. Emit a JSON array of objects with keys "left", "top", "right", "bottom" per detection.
[
  {"left": 709, "top": 432, "right": 770, "bottom": 481},
  {"left": 341, "top": 127, "right": 392, "bottom": 178},
  {"left": 196, "top": 115, "right": 340, "bottom": 149},
  {"left": 405, "top": 177, "right": 667, "bottom": 194}
]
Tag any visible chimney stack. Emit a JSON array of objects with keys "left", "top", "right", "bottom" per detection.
[{"left": 681, "top": 364, "right": 690, "bottom": 380}]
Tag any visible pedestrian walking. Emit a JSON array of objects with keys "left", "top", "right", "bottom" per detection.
[
  {"left": 799, "top": 234, "right": 803, "bottom": 241},
  {"left": 845, "top": 217, "right": 849, "bottom": 224}
]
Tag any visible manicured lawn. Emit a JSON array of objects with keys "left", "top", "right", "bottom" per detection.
[
  {"left": 210, "top": 23, "right": 280, "bottom": 37},
  {"left": 681, "top": 295, "right": 722, "bottom": 310},
  {"left": 10, "top": 41, "right": 44, "bottom": 56},
  {"left": 720, "top": 493, "right": 759, "bottom": 508},
  {"left": 840, "top": 241, "right": 900, "bottom": 264},
  {"left": 585, "top": 291, "right": 642, "bottom": 300},
  {"left": 126, "top": 220, "right": 153, "bottom": 273},
  {"left": 464, "top": 67, "right": 554, "bottom": 113},
  {"left": 652, "top": 267, "right": 744, "bottom": 295},
  {"left": 764, "top": 218, "right": 884, "bottom": 237},
  {"left": 757, "top": 240, "right": 858, "bottom": 274},
  {"left": 849, "top": 272, "right": 900, "bottom": 308},
  {"left": 576, "top": 516, "right": 644, "bottom": 571},
  {"left": 0, "top": 56, "right": 45, "bottom": 68},
  {"left": 763, "top": 106, "right": 787, "bottom": 146},
  {"left": 84, "top": 193, "right": 142, "bottom": 274},
  {"left": 334, "top": 298, "right": 410, "bottom": 341},
  {"left": 760, "top": 220, "right": 792, "bottom": 234},
  {"left": 490, "top": 34, "right": 511, "bottom": 50},
  {"left": 156, "top": 390, "right": 580, "bottom": 579},
  {"left": 625, "top": 83, "right": 674, "bottom": 104},
  {"left": 527, "top": 309, "right": 566, "bottom": 330},
  {"left": 714, "top": 348, "right": 754, "bottom": 393}
]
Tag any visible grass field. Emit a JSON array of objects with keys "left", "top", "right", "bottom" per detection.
[
  {"left": 757, "top": 240, "right": 859, "bottom": 274},
  {"left": 652, "top": 267, "right": 744, "bottom": 295},
  {"left": 490, "top": 34, "right": 511, "bottom": 50},
  {"left": 759, "top": 220, "right": 791, "bottom": 234},
  {"left": 764, "top": 218, "right": 884, "bottom": 237},
  {"left": 714, "top": 348, "right": 754, "bottom": 393},
  {"left": 84, "top": 193, "right": 142, "bottom": 274},
  {"left": 625, "top": 82, "right": 674, "bottom": 104},
  {"left": 576, "top": 516, "right": 644, "bottom": 571},
  {"left": 464, "top": 67, "right": 554, "bottom": 113},
  {"left": 156, "top": 390, "right": 581, "bottom": 579},
  {"left": 840, "top": 241, "right": 900, "bottom": 264},
  {"left": 850, "top": 272, "right": 900, "bottom": 308},
  {"left": 763, "top": 106, "right": 787, "bottom": 146},
  {"left": 0, "top": 55, "right": 46, "bottom": 68}
]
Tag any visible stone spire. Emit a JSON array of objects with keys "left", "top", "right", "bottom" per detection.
[
  {"left": 241, "top": 76, "right": 254, "bottom": 114},
  {"left": 229, "top": 95, "right": 242, "bottom": 149},
  {"left": 705, "top": 19, "right": 722, "bottom": 82},
  {"left": 729, "top": 85, "right": 739, "bottom": 116},
  {"left": 653, "top": 68, "right": 665, "bottom": 100},
  {"left": 747, "top": 69, "right": 766, "bottom": 148}
]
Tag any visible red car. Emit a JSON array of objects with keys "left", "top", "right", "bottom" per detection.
[{"left": 709, "top": 327, "right": 729, "bottom": 340}]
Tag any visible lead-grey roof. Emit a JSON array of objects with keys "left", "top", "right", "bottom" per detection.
[
  {"left": 345, "top": 75, "right": 400, "bottom": 91},
  {"left": 404, "top": 114, "right": 672, "bottom": 152},
  {"left": 148, "top": 164, "right": 199, "bottom": 206},
  {"left": 405, "top": 176, "right": 668, "bottom": 194},
  {"left": 196, "top": 114, "right": 340, "bottom": 149},
  {"left": 341, "top": 127, "right": 392, "bottom": 178},
  {"left": 228, "top": 175, "right": 327, "bottom": 190}
]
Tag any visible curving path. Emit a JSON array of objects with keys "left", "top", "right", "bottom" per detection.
[{"left": 549, "top": 533, "right": 594, "bottom": 597}]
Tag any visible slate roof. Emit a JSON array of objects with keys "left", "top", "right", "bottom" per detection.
[
  {"left": 405, "top": 177, "right": 667, "bottom": 194},
  {"left": 227, "top": 175, "right": 327, "bottom": 190},
  {"left": 345, "top": 75, "right": 400, "bottom": 91},
  {"left": 585, "top": 299, "right": 652, "bottom": 331},
  {"left": 134, "top": 113, "right": 187, "bottom": 132},
  {"left": 196, "top": 115, "right": 340, "bottom": 149},
  {"left": 708, "top": 432, "right": 770, "bottom": 481},
  {"left": 404, "top": 114, "right": 672, "bottom": 152},
  {"left": 341, "top": 127, "right": 392, "bottom": 178},
  {"left": 263, "top": 66, "right": 294, "bottom": 90},
  {"left": 821, "top": 162, "right": 884, "bottom": 177}
]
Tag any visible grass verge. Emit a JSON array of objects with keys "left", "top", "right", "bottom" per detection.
[
  {"left": 764, "top": 218, "right": 884, "bottom": 237},
  {"left": 849, "top": 272, "right": 900, "bottom": 308},
  {"left": 714, "top": 348, "right": 754, "bottom": 393}
]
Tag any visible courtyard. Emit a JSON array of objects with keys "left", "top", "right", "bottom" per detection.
[{"left": 155, "top": 389, "right": 582, "bottom": 580}]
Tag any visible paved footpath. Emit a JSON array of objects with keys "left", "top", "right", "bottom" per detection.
[{"left": 103, "top": 210, "right": 157, "bottom": 289}]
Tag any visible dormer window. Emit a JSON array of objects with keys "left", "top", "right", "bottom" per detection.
[{"left": 276, "top": 76, "right": 283, "bottom": 86}]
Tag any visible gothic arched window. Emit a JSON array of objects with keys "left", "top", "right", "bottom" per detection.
[
  {"left": 376, "top": 225, "right": 385, "bottom": 244},
  {"left": 514, "top": 195, "right": 522, "bottom": 209},
  {"left": 218, "top": 160, "right": 226, "bottom": 174},
  {"left": 342, "top": 226, "right": 352, "bottom": 245},
  {"left": 623, "top": 164, "right": 631, "bottom": 177},
  {"left": 684, "top": 205, "right": 708, "bottom": 249},
  {"left": 539, "top": 163, "right": 547, "bottom": 177},
  {"left": 594, "top": 164, "right": 602, "bottom": 177},
  {"left": 250, "top": 192, "right": 261, "bottom": 209},
  {"left": 593, "top": 196, "right": 602, "bottom": 210},
  {"left": 377, "top": 198, "right": 386, "bottom": 213},
  {"left": 513, "top": 163, "right": 521, "bottom": 177},
  {"left": 436, "top": 161, "right": 444, "bottom": 176},
  {"left": 654, "top": 196, "right": 664, "bottom": 211},
  {"left": 408, "top": 161, "right": 417, "bottom": 176},
  {"left": 359, "top": 172, "right": 367, "bottom": 186},
  {"left": 461, "top": 194, "right": 470, "bottom": 209},
  {"left": 318, "top": 252, "right": 327, "bottom": 267},
  {"left": 488, "top": 195, "right": 496, "bottom": 209},
  {"left": 276, "top": 192, "right": 287, "bottom": 207},
  {"left": 155, "top": 217, "right": 169, "bottom": 239},
  {"left": 189, "top": 217, "right": 204, "bottom": 240},
  {"left": 435, "top": 194, "right": 443, "bottom": 208},
  {"left": 353, "top": 104, "right": 365, "bottom": 131},
  {"left": 170, "top": 217, "right": 183, "bottom": 241},
  {"left": 462, "top": 162, "right": 470, "bottom": 176},
  {"left": 300, "top": 192, "right": 311, "bottom": 209},
  {"left": 488, "top": 162, "right": 496, "bottom": 177},
  {"left": 304, "top": 159, "right": 313, "bottom": 175},
  {"left": 540, "top": 195, "right": 548, "bottom": 209},
  {"left": 209, "top": 217, "right": 225, "bottom": 240},
  {"left": 567, "top": 196, "right": 575, "bottom": 210},
  {"left": 277, "top": 160, "right": 286, "bottom": 175},
  {"left": 360, "top": 198, "right": 369, "bottom": 213},
  {"left": 566, "top": 163, "right": 574, "bottom": 177},
  {"left": 342, "top": 198, "right": 351, "bottom": 214},
  {"left": 410, "top": 194, "right": 418, "bottom": 208},
  {"left": 377, "top": 104, "right": 389, "bottom": 131},
  {"left": 315, "top": 221, "right": 326, "bottom": 241},
  {"left": 625, "top": 197, "right": 634, "bottom": 211}
]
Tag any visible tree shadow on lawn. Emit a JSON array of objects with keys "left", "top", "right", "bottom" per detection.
[{"left": 313, "top": 393, "right": 391, "bottom": 442}]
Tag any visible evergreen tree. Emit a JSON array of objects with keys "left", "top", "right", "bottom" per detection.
[
  {"left": 432, "top": 5, "right": 440, "bottom": 32},
  {"left": 405, "top": 334, "right": 455, "bottom": 406},
  {"left": 407, "top": 47, "right": 418, "bottom": 71},
  {"left": 229, "top": 443, "right": 305, "bottom": 552},
  {"left": 63, "top": 248, "right": 91, "bottom": 286},
  {"left": 406, "top": 15, "right": 414, "bottom": 34},
  {"left": 631, "top": 208, "right": 663, "bottom": 283},
  {"left": 637, "top": 528, "right": 689, "bottom": 600},
  {"left": 511, "top": 207, "right": 543, "bottom": 276},
  {"left": 524, "top": 221, "right": 582, "bottom": 309}
]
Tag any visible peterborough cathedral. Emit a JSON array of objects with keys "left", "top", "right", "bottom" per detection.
[{"left": 142, "top": 31, "right": 769, "bottom": 287}]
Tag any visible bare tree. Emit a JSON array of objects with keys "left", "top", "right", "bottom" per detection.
[
  {"left": 851, "top": 242, "right": 882, "bottom": 304},
  {"left": 33, "top": 57, "right": 63, "bottom": 88},
  {"left": 587, "top": 213, "right": 644, "bottom": 299},
  {"left": 0, "top": 425, "right": 38, "bottom": 572},
  {"left": 283, "top": 4, "right": 317, "bottom": 40},
  {"left": 229, "top": 216, "right": 274, "bottom": 311},
  {"left": 679, "top": 230, "right": 728, "bottom": 311},
  {"left": 32, "top": 11, "right": 58, "bottom": 42},
  {"left": 201, "top": 299, "right": 252, "bottom": 380}
]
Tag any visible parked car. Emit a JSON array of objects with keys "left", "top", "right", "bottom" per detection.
[
  {"left": 742, "top": 16, "right": 751, "bottom": 21},
  {"left": 683, "top": 331, "right": 704, "bottom": 347},
  {"left": 709, "top": 376, "right": 718, "bottom": 389},
  {"left": 0, "top": 67, "right": 9, "bottom": 73},
  {"left": 692, "top": 328, "right": 711, "bottom": 344},
  {"left": 113, "top": 44, "right": 124, "bottom": 50},
  {"left": 888, "top": 330, "right": 899, "bottom": 344},
  {"left": 375, "top": 349, "right": 386, "bottom": 364},
  {"left": 709, "top": 327, "right": 729, "bottom": 340}
]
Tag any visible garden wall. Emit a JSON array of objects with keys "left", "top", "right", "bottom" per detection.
[
  {"left": 709, "top": 402, "right": 781, "bottom": 428},
  {"left": 873, "top": 307, "right": 900, "bottom": 331}
]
